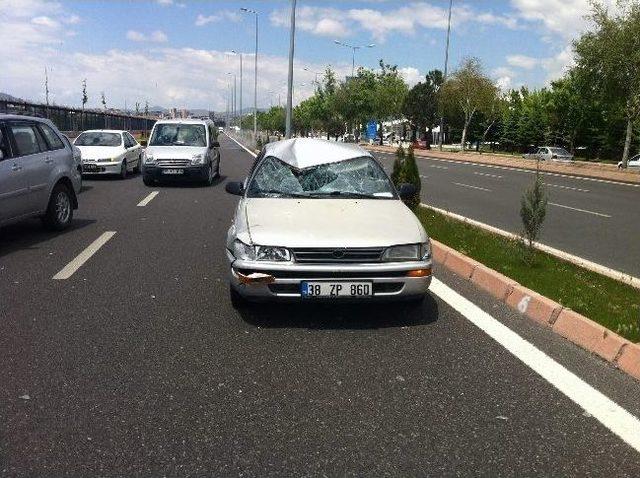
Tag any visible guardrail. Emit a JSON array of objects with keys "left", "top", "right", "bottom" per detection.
[{"left": 0, "top": 99, "right": 155, "bottom": 134}]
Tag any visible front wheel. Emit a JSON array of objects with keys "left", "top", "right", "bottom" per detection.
[
  {"left": 203, "top": 163, "right": 214, "bottom": 186},
  {"left": 230, "top": 285, "right": 249, "bottom": 309},
  {"left": 133, "top": 155, "right": 141, "bottom": 174},
  {"left": 42, "top": 183, "right": 73, "bottom": 230},
  {"left": 143, "top": 176, "right": 155, "bottom": 186},
  {"left": 119, "top": 160, "right": 127, "bottom": 179}
]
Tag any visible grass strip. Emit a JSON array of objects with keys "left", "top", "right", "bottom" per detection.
[{"left": 416, "top": 206, "right": 640, "bottom": 342}]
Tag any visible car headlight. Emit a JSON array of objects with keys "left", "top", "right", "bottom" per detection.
[
  {"left": 191, "top": 153, "right": 205, "bottom": 165},
  {"left": 382, "top": 242, "right": 431, "bottom": 262},
  {"left": 144, "top": 153, "right": 155, "bottom": 164},
  {"left": 255, "top": 246, "right": 291, "bottom": 262},
  {"left": 231, "top": 240, "right": 291, "bottom": 262}
]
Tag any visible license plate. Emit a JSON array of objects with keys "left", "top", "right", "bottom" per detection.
[
  {"left": 301, "top": 281, "right": 372, "bottom": 298},
  {"left": 83, "top": 164, "right": 98, "bottom": 172},
  {"left": 162, "top": 169, "right": 184, "bottom": 175}
]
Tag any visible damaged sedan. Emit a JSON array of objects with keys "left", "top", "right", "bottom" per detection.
[{"left": 224, "top": 138, "right": 432, "bottom": 307}]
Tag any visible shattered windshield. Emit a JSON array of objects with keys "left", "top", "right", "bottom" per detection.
[{"left": 247, "top": 156, "right": 396, "bottom": 199}]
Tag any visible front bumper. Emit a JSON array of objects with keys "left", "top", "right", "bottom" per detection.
[
  {"left": 228, "top": 252, "right": 432, "bottom": 302},
  {"left": 82, "top": 160, "right": 122, "bottom": 175},
  {"left": 143, "top": 164, "right": 208, "bottom": 181}
]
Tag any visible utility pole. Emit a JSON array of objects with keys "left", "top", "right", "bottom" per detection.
[
  {"left": 44, "top": 67, "right": 50, "bottom": 106},
  {"left": 438, "top": 0, "right": 453, "bottom": 151},
  {"left": 285, "top": 0, "right": 296, "bottom": 138},
  {"left": 241, "top": 7, "right": 259, "bottom": 137}
]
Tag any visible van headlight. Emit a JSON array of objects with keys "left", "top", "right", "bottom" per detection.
[
  {"left": 144, "top": 153, "right": 155, "bottom": 164},
  {"left": 382, "top": 242, "right": 431, "bottom": 261},
  {"left": 232, "top": 240, "right": 291, "bottom": 262},
  {"left": 191, "top": 153, "right": 205, "bottom": 164}
]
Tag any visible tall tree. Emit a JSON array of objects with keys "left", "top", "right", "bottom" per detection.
[
  {"left": 101, "top": 91, "right": 107, "bottom": 110},
  {"left": 402, "top": 69, "right": 444, "bottom": 144},
  {"left": 439, "top": 58, "right": 498, "bottom": 151},
  {"left": 81, "top": 78, "right": 88, "bottom": 112},
  {"left": 374, "top": 60, "right": 409, "bottom": 144},
  {"left": 574, "top": 2, "right": 640, "bottom": 167}
]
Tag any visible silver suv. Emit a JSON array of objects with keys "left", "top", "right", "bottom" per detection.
[{"left": 0, "top": 114, "right": 82, "bottom": 230}]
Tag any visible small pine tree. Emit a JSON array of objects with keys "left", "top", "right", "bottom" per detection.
[
  {"left": 520, "top": 165, "right": 548, "bottom": 262},
  {"left": 402, "top": 146, "right": 422, "bottom": 209},
  {"left": 391, "top": 145, "right": 405, "bottom": 186}
]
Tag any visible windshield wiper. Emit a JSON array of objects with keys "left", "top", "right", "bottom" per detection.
[
  {"left": 257, "top": 189, "right": 314, "bottom": 198},
  {"left": 311, "top": 191, "right": 382, "bottom": 199}
]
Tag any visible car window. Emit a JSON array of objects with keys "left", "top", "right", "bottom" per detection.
[
  {"left": 127, "top": 133, "right": 137, "bottom": 146},
  {"left": 9, "top": 123, "right": 43, "bottom": 157},
  {"left": 0, "top": 123, "right": 12, "bottom": 159},
  {"left": 38, "top": 123, "right": 65, "bottom": 150},
  {"left": 123, "top": 134, "right": 132, "bottom": 148},
  {"left": 75, "top": 132, "right": 122, "bottom": 146}
]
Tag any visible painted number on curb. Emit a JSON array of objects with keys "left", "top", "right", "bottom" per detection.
[{"left": 518, "top": 296, "right": 532, "bottom": 314}]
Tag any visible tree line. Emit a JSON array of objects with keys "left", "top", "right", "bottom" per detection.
[{"left": 252, "top": 1, "right": 639, "bottom": 165}]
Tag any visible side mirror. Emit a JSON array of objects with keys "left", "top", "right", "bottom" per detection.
[
  {"left": 225, "top": 181, "right": 244, "bottom": 196},
  {"left": 398, "top": 183, "right": 416, "bottom": 200}
]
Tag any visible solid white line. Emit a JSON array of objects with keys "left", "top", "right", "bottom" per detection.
[
  {"left": 453, "top": 182, "right": 491, "bottom": 192},
  {"left": 137, "top": 191, "right": 159, "bottom": 207},
  {"left": 52, "top": 232, "right": 116, "bottom": 280},
  {"left": 430, "top": 278, "right": 640, "bottom": 455},
  {"left": 544, "top": 182, "right": 590, "bottom": 193},
  {"left": 224, "top": 132, "right": 258, "bottom": 157},
  {"left": 473, "top": 171, "right": 503, "bottom": 179},
  {"left": 422, "top": 203, "right": 640, "bottom": 289},
  {"left": 549, "top": 202, "right": 611, "bottom": 218}
]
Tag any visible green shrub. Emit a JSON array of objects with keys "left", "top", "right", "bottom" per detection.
[
  {"left": 402, "top": 146, "right": 422, "bottom": 209},
  {"left": 520, "top": 165, "right": 548, "bottom": 263},
  {"left": 391, "top": 145, "right": 405, "bottom": 186}
]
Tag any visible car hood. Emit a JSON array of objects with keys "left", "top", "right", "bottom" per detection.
[
  {"left": 242, "top": 198, "right": 427, "bottom": 248},
  {"left": 76, "top": 145, "right": 123, "bottom": 160},
  {"left": 145, "top": 145, "right": 207, "bottom": 159}
]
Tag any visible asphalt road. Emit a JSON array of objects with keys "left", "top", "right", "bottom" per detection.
[
  {"left": 372, "top": 150, "right": 640, "bottom": 277},
  {"left": 1, "top": 135, "right": 640, "bottom": 476}
]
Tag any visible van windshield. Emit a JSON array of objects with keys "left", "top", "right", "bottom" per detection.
[{"left": 149, "top": 124, "right": 206, "bottom": 147}]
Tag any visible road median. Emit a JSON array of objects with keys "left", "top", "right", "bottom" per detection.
[
  {"left": 423, "top": 207, "right": 640, "bottom": 382},
  {"left": 366, "top": 144, "right": 640, "bottom": 185}
]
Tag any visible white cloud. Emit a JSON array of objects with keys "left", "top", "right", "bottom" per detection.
[
  {"left": 195, "top": 14, "right": 219, "bottom": 26},
  {"left": 496, "top": 76, "right": 513, "bottom": 92},
  {"left": 64, "top": 14, "right": 81, "bottom": 25},
  {"left": 195, "top": 11, "right": 241, "bottom": 27},
  {"left": 126, "top": 30, "right": 168, "bottom": 43},
  {"left": 398, "top": 67, "right": 422, "bottom": 87},
  {"left": 492, "top": 66, "right": 516, "bottom": 78},
  {"left": 506, "top": 54, "right": 538, "bottom": 70},
  {"left": 270, "top": 6, "right": 350, "bottom": 38},
  {"left": 31, "top": 16, "right": 59, "bottom": 28}
]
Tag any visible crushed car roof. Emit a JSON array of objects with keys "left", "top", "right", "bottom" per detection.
[{"left": 263, "top": 138, "right": 373, "bottom": 169}]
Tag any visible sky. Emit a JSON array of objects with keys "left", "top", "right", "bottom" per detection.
[{"left": 0, "top": 0, "right": 612, "bottom": 112}]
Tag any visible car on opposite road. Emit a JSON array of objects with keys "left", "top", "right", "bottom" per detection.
[
  {"left": 523, "top": 146, "right": 574, "bottom": 162},
  {"left": 224, "top": 138, "right": 432, "bottom": 307},
  {"left": 74, "top": 129, "right": 142, "bottom": 179},
  {"left": 618, "top": 153, "right": 640, "bottom": 169},
  {"left": 0, "top": 114, "right": 82, "bottom": 230},
  {"left": 142, "top": 119, "right": 220, "bottom": 186}
]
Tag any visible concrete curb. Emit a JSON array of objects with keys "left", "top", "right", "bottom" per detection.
[{"left": 432, "top": 240, "right": 640, "bottom": 382}]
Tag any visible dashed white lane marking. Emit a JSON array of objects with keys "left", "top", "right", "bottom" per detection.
[
  {"left": 473, "top": 171, "right": 503, "bottom": 179},
  {"left": 544, "top": 182, "right": 590, "bottom": 193},
  {"left": 453, "top": 182, "right": 491, "bottom": 192},
  {"left": 549, "top": 202, "right": 611, "bottom": 218},
  {"left": 430, "top": 278, "right": 640, "bottom": 455},
  {"left": 428, "top": 164, "right": 449, "bottom": 170},
  {"left": 52, "top": 232, "right": 116, "bottom": 280},
  {"left": 137, "top": 191, "right": 159, "bottom": 207}
]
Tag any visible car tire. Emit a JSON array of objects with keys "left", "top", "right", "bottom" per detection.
[
  {"left": 215, "top": 157, "right": 221, "bottom": 178},
  {"left": 119, "top": 160, "right": 127, "bottom": 179},
  {"left": 133, "top": 155, "right": 141, "bottom": 174},
  {"left": 42, "top": 183, "right": 73, "bottom": 231},
  {"left": 143, "top": 176, "right": 155, "bottom": 186},
  {"left": 204, "top": 163, "right": 214, "bottom": 186},
  {"left": 230, "top": 285, "right": 248, "bottom": 309}
]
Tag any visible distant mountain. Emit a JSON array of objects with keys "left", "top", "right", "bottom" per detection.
[
  {"left": 148, "top": 105, "right": 168, "bottom": 112},
  {"left": 0, "top": 92, "right": 24, "bottom": 102}
]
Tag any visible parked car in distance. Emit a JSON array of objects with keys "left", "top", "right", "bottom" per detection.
[
  {"left": 142, "top": 119, "right": 220, "bottom": 186},
  {"left": 618, "top": 154, "right": 640, "bottom": 169},
  {"left": 74, "top": 129, "right": 142, "bottom": 179},
  {"left": 0, "top": 114, "right": 82, "bottom": 230},
  {"left": 224, "top": 138, "right": 432, "bottom": 307},
  {"left": 523, "top": 146, "right": 574, "bottom": 162}
]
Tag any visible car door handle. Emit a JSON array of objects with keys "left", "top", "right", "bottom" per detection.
[
  {"left": 44, "top": 157, "right": 54, "bottom": 164},
  {"left": 11, "top": 164, "right": 22, "bottom": 172}
]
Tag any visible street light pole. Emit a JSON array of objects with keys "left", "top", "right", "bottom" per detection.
[
  {"left": 334, "top": 40, "right": 375, "bottom": 77},
  {"left": 438, "top": 0, "right": 453, "bottom": 151},
  {"left": 241, "top": 7, "right": 259, "bottom": 137},
  {"left": 232, "top": 50, "right": 243, "bottom": 132},
  {"left": 285, "top": 0, "right": 296, "bottom": 139}
]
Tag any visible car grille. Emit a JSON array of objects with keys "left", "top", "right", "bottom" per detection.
[
  {"left": 156, "top": 159, "right": 191, "bottom": 167},
  {"left": 292, "top": 247, "right": 384, "bottom": 264}
]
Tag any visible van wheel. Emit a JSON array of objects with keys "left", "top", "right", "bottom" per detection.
[
  {"left": 204, "top": 163, "right": 214, "bottom": 186},
  {"left": 230, "top": 286, "right": 248, "bottom": 309},
  {"left": 42, "top": 183, "right": 73, "bottom": 230},
  {"left": 143, "top": 176, "right": 155, "bottom": 186}
]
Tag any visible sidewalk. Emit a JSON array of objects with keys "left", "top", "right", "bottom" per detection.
[{"left": 365, "top": 144, "right": 640, "bottom": 185}]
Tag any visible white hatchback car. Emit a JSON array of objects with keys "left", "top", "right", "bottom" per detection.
[
  {"left": 224, "top": 138, "right": 432, "bottom": 307},
  {"left": 618, "top": 154, "right": 640, "bottom": 170},
  {"left": 74, "top": 129, "right": 142, "bottom": 178}
]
